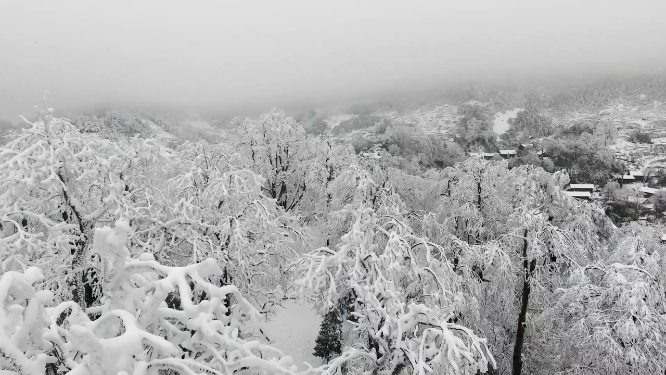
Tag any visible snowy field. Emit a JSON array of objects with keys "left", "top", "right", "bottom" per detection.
[
  {"left": 493, "top": 108, "right": 522, "bottom": 135},
  {"left": 261, "top": 300, "right": 323, "bottom": 370}
]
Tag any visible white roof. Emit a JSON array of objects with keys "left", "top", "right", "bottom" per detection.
[
  {"left": 361, "top": 152, "right": 381, "bottom": 159},
  {"left": 564, "top": 191, "right": 592, "bottom": 198},
  {"left": 499, "top": 150, "right": 517, "bottom": 155},
  {"left": 630, "top": 170, "right": 644, "bottom": 177},
  {"left": 661, "top": 234, "right": 666, "bottom": 241},
  {"left": 568, "top": 184, "right": 595, "bottom": 190},
  {"left": 471, "top": 152, "right": 494, "bottom": 158},
  {"left": 626, "top": 196, "right": 647, "bottom": 203},
  {"left": 639, "top": 186, "right": 658, "bottom": 194},
  {"left": 622, "top": 175, "right": 636, "bottom": 180}
]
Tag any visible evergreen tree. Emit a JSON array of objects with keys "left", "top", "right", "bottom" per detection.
[{"left": 313, "top": 310, "right": 343, "bottom": 363}]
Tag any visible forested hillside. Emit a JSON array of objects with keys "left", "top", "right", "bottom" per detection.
[
  {"left": 2, "top": 85, "right": 666, "bottom": 375},
  {"left": 6, "top": 0, "right": 666, "bottom": 372}
]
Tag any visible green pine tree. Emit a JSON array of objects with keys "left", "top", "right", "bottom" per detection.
[{"left": 313, "top": 310, "right": 342, "bottom": 363}]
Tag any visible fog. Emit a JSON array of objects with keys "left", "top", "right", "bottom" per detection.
[{"left": 1, "top": 1, "right": 665, "bottom": 121}]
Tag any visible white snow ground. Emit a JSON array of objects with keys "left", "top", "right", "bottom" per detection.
[
  {"left": 493, "top": 108, "right": 522, "bottom": 135},
  {"left": 260, "top": 223, "right": 325, "bottom": 369},
  {"left": 261, "top": 300, "right": 323, "bottom": 370}
]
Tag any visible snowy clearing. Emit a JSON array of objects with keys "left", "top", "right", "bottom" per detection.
[
  {"left": 261, "top": 300, "right": 323, "bottom": 370},
  {"left": 493, "top": 108, "right": 522, "bottom": 135}
]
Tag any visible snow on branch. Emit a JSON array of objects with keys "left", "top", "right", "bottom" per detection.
[
  {"left": 296, "top": 207, "right": 494, "bottom": 374},
  {"left": 540, "top": 222, "right": 666, "bottom": 374},
  {"left": 1, "top": 219, "right": 309, "bottom": 375}
]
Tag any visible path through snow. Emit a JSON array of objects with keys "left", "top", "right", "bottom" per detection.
[{"left": 261, "top": 300, "right": 323, "bottom": 370}]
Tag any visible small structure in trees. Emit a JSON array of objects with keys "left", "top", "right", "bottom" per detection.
[
  {"left": 615, "top": 173, "right": 636, "bottom": 186},
  {"left": 518, "top": 143, "right": 534, "bottom": 150},
  {"left": 622, "top": 174, "right": 636, "bottom": 182},
  {"left": 499, "top": 149, "right": 517, "bottom": 159},
  {"left": 470, "top": 152, "right": 498, "bottom": 160},
  {"left": 361, "top": 151, "right": 381, "bottom": 159},
  {"left": 630, "top": 170, "right": 645, "bottom": 182},
  {"left": 639, "top": 186, "right": 658, "bottom": 197},
  {"left": 567, "top": 183, "right": 595, "bottom": 193},
  {"left": 564, "top": 191, "right": 592, "bottom": 200}
]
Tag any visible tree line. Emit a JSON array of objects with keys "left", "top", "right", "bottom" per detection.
[{"left": 2, "top": 100, "right": 666, "bottom": 374}]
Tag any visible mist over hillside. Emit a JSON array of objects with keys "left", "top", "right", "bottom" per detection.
[
  {"left": 4, "top": 2, "right": 666, "bottom": 375},
  {"left": 2, "top": 1, "right": 666, "bottom": 122}
]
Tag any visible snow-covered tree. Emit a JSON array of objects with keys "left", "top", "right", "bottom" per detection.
[
  {"left": 321, "top": 162, "right": 408, "bottom": 250},
  {"left": 537, "top": 222, "right": 666, "bottom": 374},
  {"left": 1, "top": 219, "right": 305, "bottom": 375},
  {"left": 0, "top": 100, "right": 169, "bottom": 308},
  {"left": 299, "top": 137, "right": 357, "bottom": 222},
  {"left": 0, "top": 101, "right": 303, "bottom": 315},
  {"left": 135, "top": 141, "right": 308, "bottom": 311},
  {"left": 296, "top": 207, "right": 495, "bottom": 375},
  {"left": 234, "top": 110, "right": 315, "bottom": 212},
  {"left": 73, "top": 110, "right": 155, "bottom": 139},
  {"left": 235, "top": 110, "right": 356, "bottom": 215},
  {"left": 408, "top": 159, "right": 615, "bottom": 374},
  {"left": 487, "top": 164, "right": 615, "bottom": 374}
]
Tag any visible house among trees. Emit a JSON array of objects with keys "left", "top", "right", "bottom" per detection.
[
  {"left": 639, "top": 186, "right": 658, "bottom": 197},
  {"left": 499, "top": 149, "right": 517, "bottom": 159},
  {"left": 614, "top": 173, "right": 636, "bottom": 185},
  {"left": 567, "top": 184, "right": 595, "bottom": 193},
  {"left": 565, "top": 184, "right": 595, "bottom": 200},
  {"left": 469, "top": 152, "right": 496, "bottom": 160},
  {"left": 361, "top": 151, "right": 381, "bottom": 159},
  {"left": 630, "top": 170, "right": 644, "bottom": 182},
  {"left": 518, "top": 143, "right": 534, "bottom": 150},
  {"left": 564, "top": 191, "right": 592, "bottom": 200}
]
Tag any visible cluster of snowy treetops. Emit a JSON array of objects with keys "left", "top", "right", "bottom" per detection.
[{"left": 1, "top": 98, "right": 666, "bottom": 375}]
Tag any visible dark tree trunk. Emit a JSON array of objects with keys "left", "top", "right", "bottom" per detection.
[
  {"left": 512, "top": 229, "right": 535, "bottom": 375},
  {"left": 71, "top": 226, "right": 92, "bottom": 310},
  {"left": 390, "top": 362, "right": 407, "bottom": 375},
  {"left": 57, "top": 170, "right": 96, "bottom": 311},
  {"left": 477, "top": 180, "right": 482, "bottom": 209}
]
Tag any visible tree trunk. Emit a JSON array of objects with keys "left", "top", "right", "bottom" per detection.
[
  {"left": 390, "top": 362, "right": 407, "bottom": 375},
  {"left": 57, "top": 170, "right": 93, "bottom": 311},
  {"left": 71, "top": 225, "right": 92, "bottom": 310},
  {"left": 477, "top": 180, "right": 482, "bottom": 210},
  {"left": 512, "top": 229, "right": 535, "bottom": 375}
]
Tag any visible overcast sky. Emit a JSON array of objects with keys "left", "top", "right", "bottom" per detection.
[{"left": 1, "top": 1, "right": 665, "bottom": 121}]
